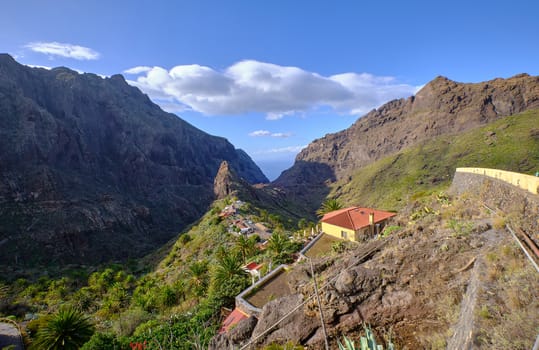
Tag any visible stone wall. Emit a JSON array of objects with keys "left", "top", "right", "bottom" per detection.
[
  {"left": 450, "top": 171, "right": 539, "bottom": 245},
  {"left": 456, "top": 167, "right": 539, "bottom": 195},
  {"left": 236, "top": 264, "right": 288, "bottom": 317}
]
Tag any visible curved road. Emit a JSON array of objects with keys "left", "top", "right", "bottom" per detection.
[{"left": 0, "top": 321, "right": 24, "bottom": 350}]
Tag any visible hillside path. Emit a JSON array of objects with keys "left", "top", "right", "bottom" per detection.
[
  {"left": 0, "top": 321, "right": 24, "bottom": 350},
  {"left": 446, "top": 224, "right": 501, "bottom": 350}
]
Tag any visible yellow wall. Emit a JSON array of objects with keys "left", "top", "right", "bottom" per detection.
[
  {"left": 321, "top": 222, "right": 356, "bottom": 242},
  {"left": 456, "top": 167, "right": 539, "bottom": 195}
]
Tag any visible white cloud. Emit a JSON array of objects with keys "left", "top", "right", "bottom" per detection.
[
  {"left": 127, "top": 60, "right": 420, "bottom": 118},
  {"left": 124, "top": 66, "right": 152, "bottom": 74},
  {"left": 249, "top": 130, "right": 272, "bottom": 137},
  {"left": 249, "top": 130, "right": 292, "bottom": 138},
  {"left": 25, "top": 42, "right": 100, "bottom": 60},
  {"left": 254, "top": 145, "right": 307, "bottom": 154},
  {"left": 270, "top": 132, "right": 292, "bottom": 138}
]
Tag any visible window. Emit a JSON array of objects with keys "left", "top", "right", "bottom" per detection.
[{"left": 341, "top": 231, "right": 347, "bottom": 239}]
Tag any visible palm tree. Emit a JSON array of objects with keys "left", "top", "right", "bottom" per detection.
[
  {"left": 211, "top": 251, "right": 249, "bottom": 302},
  {"left": 267, "top": 231, "right": 288, "bottom": 258},
  {"left": 213, "top": 251, "right": 247, "bottom": 286},
  {"left": 316, "top": 198, "right": 343, "bottom": 217},
  {"left": 187, "top": 261, "right": 209, "bottom": 297},
  {"left": 235, "top": 235, "right": 257, "bottom": 263},
  {"left": 33, "top": 307, "right": 94, "bottom": 350}
]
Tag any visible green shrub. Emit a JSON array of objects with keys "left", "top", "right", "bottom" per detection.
[
  {"left": 381, "top": 225, "right": 401, "bottom": 237},
  {"left": 179, "top": 233, "right": 192, "bottom": 244},
  {"left": 447, "top": 219, "right": 473, "bottom": 237},
  {"left": 478, "top": 305, "right": 491, "bottom": 319},
  {"left": 113, "top": 308, "right": 151, "bottom": 337},
  {"left": 81, "top": 332, "right": 125, "bottom": 350}
]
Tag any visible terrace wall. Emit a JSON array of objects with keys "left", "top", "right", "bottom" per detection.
[
  {"left": 235, "top": 264, "right": 288, "bottom": 317},
  {"left": 451, "top": 168, "right": 539, "bottom": 245},
  {"left": 456, "top": 167, "right": 539, "bottom": 195}
]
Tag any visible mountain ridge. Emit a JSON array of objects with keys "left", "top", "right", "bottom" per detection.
[
  {"left": 0, "top": 54, "right": 267, "bottom": 266},
  {"left": 275, "top": 73, "right": 539, "bottom": 190}
]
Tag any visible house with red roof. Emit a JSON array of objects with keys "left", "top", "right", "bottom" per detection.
[
  {"left": 219, "top": 307, "right": 249, "bottom": 334},
  {"left": 321, "top": 207, "right": 396, "bottom": 242}
]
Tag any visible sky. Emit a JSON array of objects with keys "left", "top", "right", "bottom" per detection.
[{"left": 2, "top": 1, "right": 538, "bottom": 180}]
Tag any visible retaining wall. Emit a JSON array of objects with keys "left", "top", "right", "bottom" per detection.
[
  {"left": 456, "top": 167, "right": 539, "bottom": 195},
  {"left": 450, "top": 168, "right": 539, "bottom": 245},
  {"left": 235, "top": 264, "right": 288, "bottom": 317}
]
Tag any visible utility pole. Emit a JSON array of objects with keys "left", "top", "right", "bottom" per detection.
[{"left": 309, "top": 258, "right": 330, "bottom": 350}]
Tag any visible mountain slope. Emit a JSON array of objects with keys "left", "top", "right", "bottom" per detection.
[
  {"left": 0, "top": 54, "right": 267, "bottom": 266},
  {"left": 331, "top": 109, "right": 539, "bottom": 209},
  {"left": 275, "top": 74, "right": 539, "bottom": 190}
]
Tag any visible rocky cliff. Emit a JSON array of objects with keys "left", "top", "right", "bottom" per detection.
[
  {"left": 0, "top": 54, "right": 267, "bottom": 266},
  {"left": 275, "top": 74, "right": 539, "bottom": 188},
  {"left": 213, "top": 160, "right": 259, "bottom": 200}
]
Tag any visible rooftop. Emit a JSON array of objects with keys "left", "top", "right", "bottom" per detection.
[
  {"left": 321, "top": 207, "right": 396, "bottom": 231},
  {"left": 243, "top": 262, "right": 263, "bottom": 271},
  {"left": 219, "top": 308, "right": 248, "bottom": 334}
]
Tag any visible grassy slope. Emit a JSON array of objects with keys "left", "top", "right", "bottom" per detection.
[{"left": 331, "top": 109, "right": 539, "bottom": 210}]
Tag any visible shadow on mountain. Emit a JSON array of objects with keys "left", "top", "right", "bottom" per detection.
[
  {"left": 267, "top": 160, "right": 336, "bottom": 220},
  {"left": 0, "top": 54, "right": 268, "bottom": 269}
]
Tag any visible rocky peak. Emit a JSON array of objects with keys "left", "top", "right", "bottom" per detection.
[
  {"left": 275, "top": 73, "right": 539, "bottom": 189},
  {"left": 214, "top": 161, "right": 239, "bottom": 199},
  {"left": 214, "top": 160, "right": 255, "bottom": 200}
]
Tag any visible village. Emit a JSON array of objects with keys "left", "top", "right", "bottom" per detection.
[{"left": 216, "top": 200, "right": 396, "bottom": 335}]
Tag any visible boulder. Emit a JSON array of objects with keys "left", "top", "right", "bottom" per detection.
[
  {"left": 251, "top": 294, "right": 318, "bottom": 346},
  {"left": 334, "top": 266, "right": 381, "bottom": 298},
  {"left": 229, "top": 316, "right": 257, "bottom": 344}
]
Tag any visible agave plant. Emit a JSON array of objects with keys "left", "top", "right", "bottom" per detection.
[
  {"left": 338, "top": 324, "right": 395, "bottom": 350},
  {"left": 33, "top": 307, "right": 94, "bottom": 350}
]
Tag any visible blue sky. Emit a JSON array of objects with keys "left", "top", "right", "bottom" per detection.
[{"left": 2, "top": 0, "right": 538, "bottom": 180}]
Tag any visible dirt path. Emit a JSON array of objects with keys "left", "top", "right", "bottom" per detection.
[
  {"left": 446, "top": 226, "right": 501, "bottom": 350},
  {"left": 446, "top": 257, "right": 480, "bottom": 350},
  {"left": 0, "top": 321, "right": 24, "bottom": 350}
]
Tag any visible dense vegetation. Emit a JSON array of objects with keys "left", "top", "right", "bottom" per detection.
[
  {"left": 1, "top": 110, "right": 537, "bottom": 349},
  {"left": 0, "top": 198, "right": 309, "bottom": 349}
]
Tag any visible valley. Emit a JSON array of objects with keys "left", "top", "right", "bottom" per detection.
[{"left": 0, "top": 54, "right": 538, "bottom": 349}]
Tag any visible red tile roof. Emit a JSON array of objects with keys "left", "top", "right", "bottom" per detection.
[
  {"left": 219, "top": 308, "right": 249, "bottom": 334},
  {"left": 243, "top": 262, "right": 263, "bottom": 271},
  {"left": 321, "top": 207, "right": 395, "bottom": 231}
]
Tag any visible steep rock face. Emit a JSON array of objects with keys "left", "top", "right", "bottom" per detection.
[
  {"left": 275, "top": 74, "right": 539, "bottom": 187},
  {"left": 213, "top": 160, "right": 262, "bottom": 202},
  {"left": 0, "top": 54, "right": 267, "bottom": 265}
]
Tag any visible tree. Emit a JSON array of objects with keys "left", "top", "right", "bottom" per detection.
[
  {"left": 33, "top": 307, "right": 94, "bottom": 350},
  {"left": 187, "top": 261, "right": 209, "bottom": 297},
  {"left": 211, "top": 251, "right": 249, "bottom": 303},
  {"left": 268, "top": 214, "right": 283, "bottom": 229},
  {"left": 259, "top": 209, "right": 269, "bottom": 223},
  {"left": 297, "top": 218, "right": 308, "bottom": 230},
  {"left": 316, "top": 198, "right": 343, "bottom": 217},
  {"left": 267, "top": 231, "right": 288, "bottom": 258},
  {"left": 81, "top": 332, "right": 124, "bottom": 350},
  {"left": 212, "top": 251, "right": 247, "bottom": 285},
  {"left": 235, "top": 235, "right": 257, "bottom": 263},
  {"left": 100, "top": 282, "right": 128, "bottom": 317}
]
